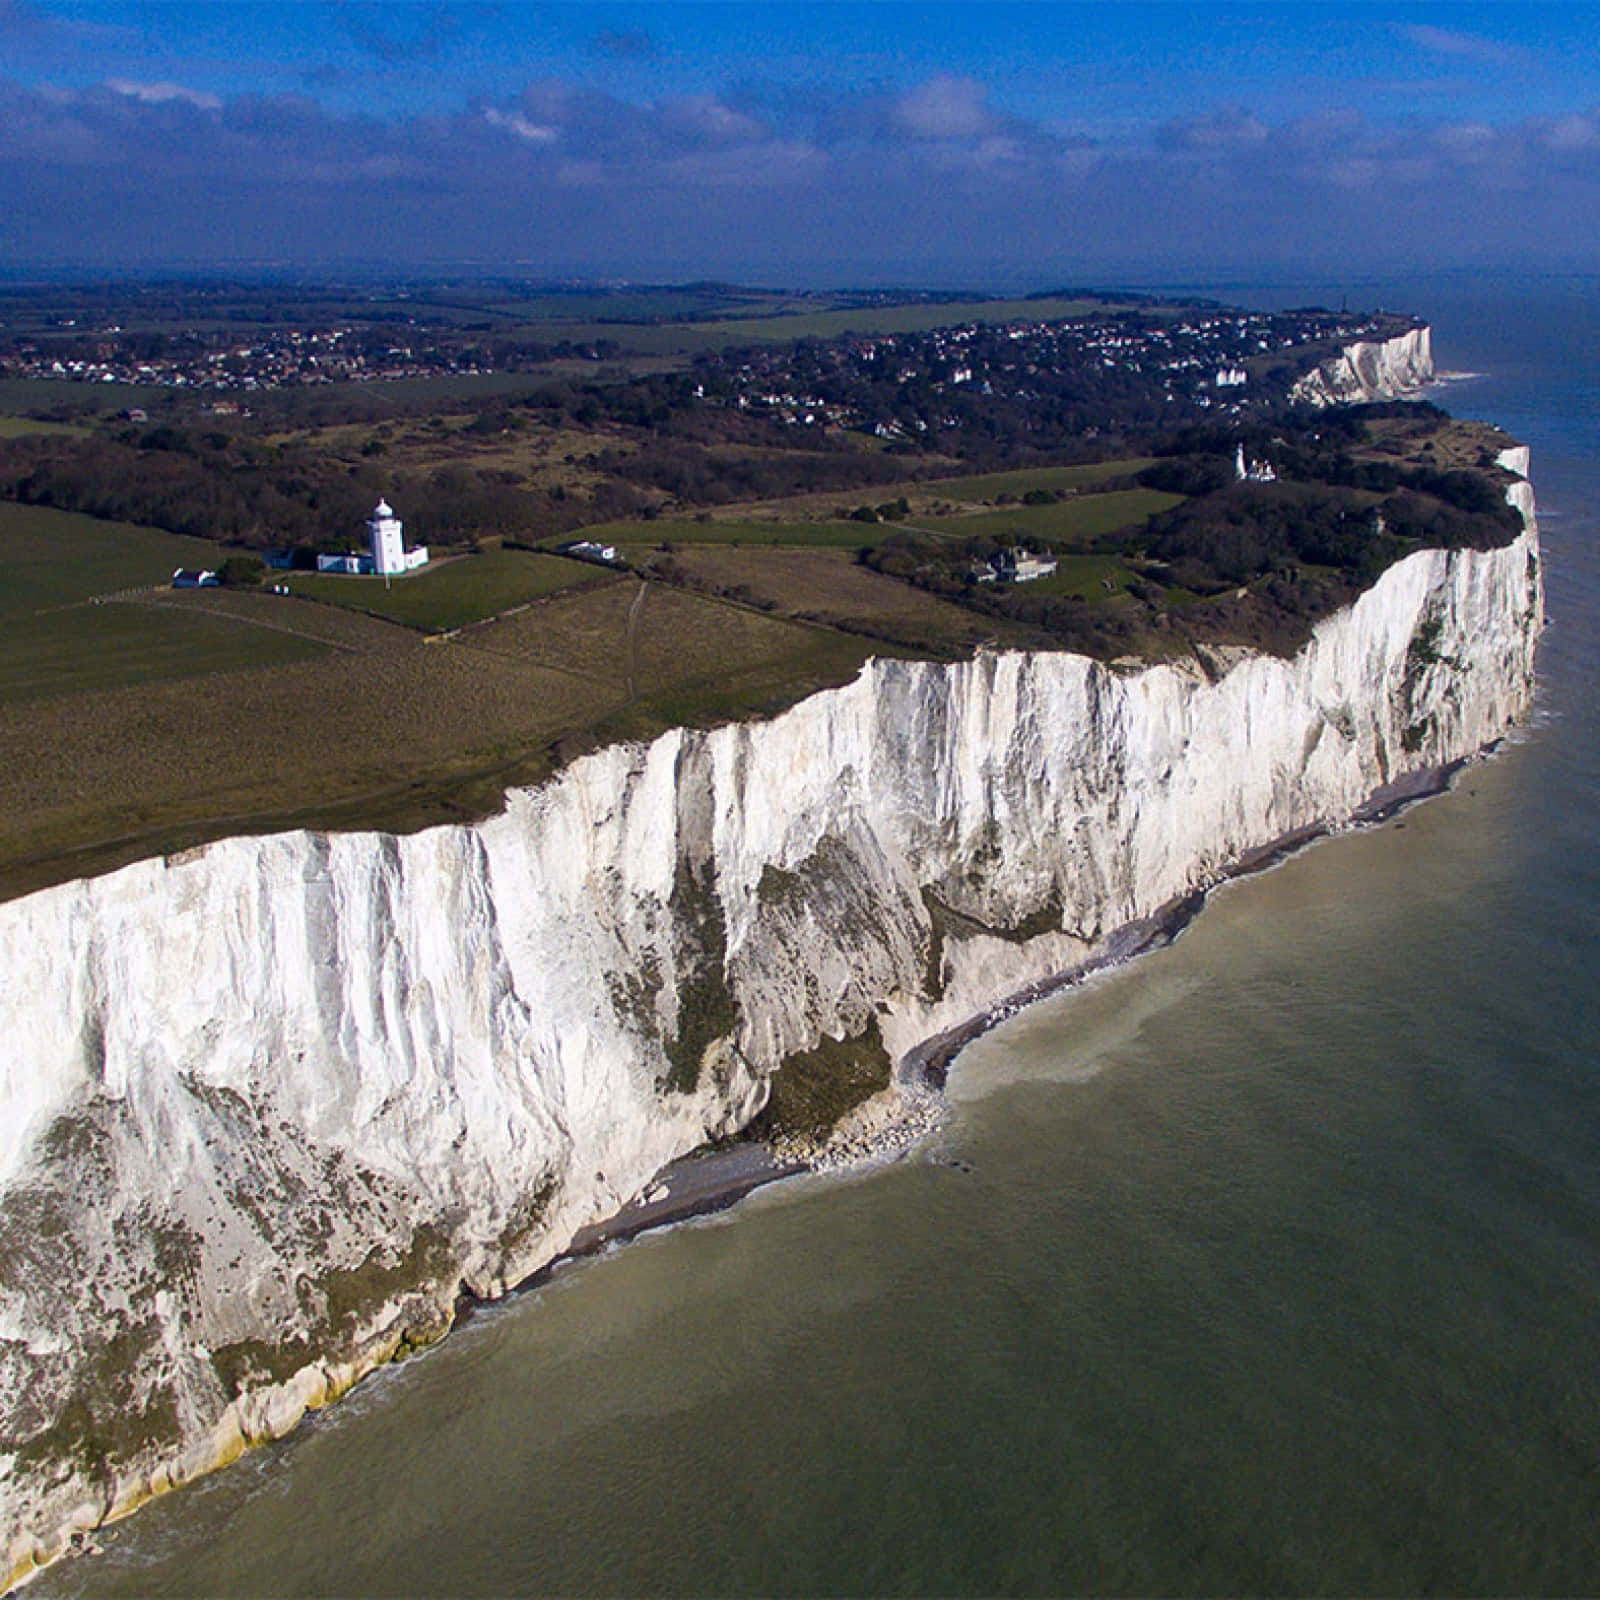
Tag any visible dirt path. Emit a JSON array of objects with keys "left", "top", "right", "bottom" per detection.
[
  {"left": 625, "top": 579, "right": 648, "bottom": 700},
  {"left": 111, "top": 595, "right": 378, "bottom": 654}
]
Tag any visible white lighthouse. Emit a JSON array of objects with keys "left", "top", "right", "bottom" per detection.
[{"left": 366, "top": 498, "right": 428, "bottom": 575}]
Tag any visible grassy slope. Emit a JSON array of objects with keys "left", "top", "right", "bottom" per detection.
[
  {"left": 682, "top": 458, "right": 1156, "bottom": 527},
  {"left": 571, "top": 518, "right": 886, "bottom": 549},
  {"left": 0, "top": 416, "right": 90, "bottom": 439},
  {"left": 282, "top": 548, "right": 613, "bottom": 630},
  {"left": 0, "top": 504, "right": 332, "bottom": 703},
  {"left": 653, "top": 546, "right": 1045, "bottom": 653},
  {"left": 916, "top": 459, "right": 1159, "bottom": 501},
  {"left": 0, "top": 503, "right": 223, "bottom": 614},
  {"left": 907, "top": 488, "right": 1184, "bottom": 543},
  {"left": 0, "top": 571, "right": 879, "bottom": 899}
]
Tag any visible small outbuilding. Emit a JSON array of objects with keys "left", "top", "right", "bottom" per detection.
[
  {"left": 558, "top": 539, "right": 621, "bottom": 564},
  {"left": 171, "top": 567, "right": 220, "bottom": 588}
]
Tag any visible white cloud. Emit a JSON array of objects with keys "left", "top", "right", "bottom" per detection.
[
  {"left": 1538, "top": 114, "right": 1599, "bottom": 154},
  {"left": 485, "top": 107, "right": 558, "bottom": 144},
  {"left": 1399, "top": 24, "right": 1529, "bottom": 69},
  {"left": 1432, "top": 122, "right": 1499, "bottom": 164},
  {"left": 104, "top": 78, "right": 220, "bottom": 111},
  {"left": 894, "top": 76, "right": 991, "bottom": 140},
  {"left": 657, "top": 94, "right": 766, "bottom": 143}
]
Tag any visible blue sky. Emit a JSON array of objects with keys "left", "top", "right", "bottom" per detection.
[{"left": 3, "top": 2, "right": 1597, "bottom": 281}]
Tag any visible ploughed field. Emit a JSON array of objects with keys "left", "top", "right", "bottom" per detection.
[{"left": 0, "top": 407, "right": 1524, "bottom": 901}]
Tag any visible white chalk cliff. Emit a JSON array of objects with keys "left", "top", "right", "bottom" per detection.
[
  {"left": 0, "top": 440, "right": 1540, "bottom": 1584},
  {"left": 1290, "top": 326, "right": 1435, "bottom": 407}
]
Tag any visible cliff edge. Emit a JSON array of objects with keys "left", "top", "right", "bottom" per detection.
[
  {"left": 1289, "top": 326, "right": 1435, "bottom": 407},
  {"left": 0, "top": 445, "right": 1542, "bottom": 1590}
]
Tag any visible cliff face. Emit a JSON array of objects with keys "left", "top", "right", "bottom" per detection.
[
  {"left": 0, "top": 452, "right": 1541, "bottom": 1588},
  {"left": 1289, "top": 326, "right": 1435, "bottom": 407}
]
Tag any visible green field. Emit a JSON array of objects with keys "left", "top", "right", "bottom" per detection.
[
  {"left": 0, "top": 502, "right": 331, "bottom": 704},
  {"left": 451, "top": 296, "right": 1149, "bottom": 360},
  {"left": 1022, "top": 553, "right": 1141, "bottom": 601},
  {"left": 475, "top": 288, "right": 818, "bottom": 324},
  {"left": 683, "top": 296, "right": 1133, "bottom": 343},
  {"left": 571, "top": 518, "right": 886, "bottom": 550},
  {"left": 0, "top": 575, "right": 880, "bottom": 899},
  {"left": 282, "top": 547, "right": 613, "bottom": 630},
  {"left": 0, "top": 502, "right": 223, "bottom": 616},
  {"left": 918, "top": 458, "right": 1158, "bottom": 503},
  {"left": 723, "top": 455, "right": 1156, "bottom": 524},
  {"left": 0, "top": 416, "right": 90, "bottom": 439},
  {"left": 0, "top": 603, "right": 328, "bottom": 705},
  {"left": 658, "top": 545, "right": 1046, "bottom": 655},
  {"left": 909, "top": 488, "right": 1183, "bottom": 546},
  {"left": 0, "top": 378, "right": 170, "bottom": 416}
]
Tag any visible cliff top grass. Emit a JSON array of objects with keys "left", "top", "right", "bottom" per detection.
[
  {"left": 0, "top": 572, "right": 883, "bottom": 900},
  {"left": 0, "top": 392, "right": 1524, "bottom": 901},
  {"left": 570, "top": 517, "right": 889, "bottom": 549},
  {"left": 681, "top": 456, "right": 1158, "bottom": 526},
  {"left": 903, "top": 486, "right": 1183, "bottom": 542},
  {"left": 0, "top": 503, "right": 338, "bottom": 704},
  {"left": 279, "top": 547, "right": 614, "bottom": 632}
]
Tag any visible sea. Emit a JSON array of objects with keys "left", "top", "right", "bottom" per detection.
[{"left": 36, "top": 273, "right": 1600, "bottom": 1597}]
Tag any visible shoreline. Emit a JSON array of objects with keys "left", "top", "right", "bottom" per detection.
[
  {"left": 905, "top": 754, "right": 1470, "bottom": 1090},
  {"left": 507, "top": 754, "right": 1474, "bottom": 1290},
  {"left": 0, "top": 742, "right": 1498, "bottom": 1596}
]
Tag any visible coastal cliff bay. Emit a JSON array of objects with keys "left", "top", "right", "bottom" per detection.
[{"left": 0, "top": 320, "right": 1544, "bottom": 1587}]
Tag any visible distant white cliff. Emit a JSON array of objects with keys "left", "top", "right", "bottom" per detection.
[
  {"left": 1290, "top": 326, "right": 1435, "bottom": 407},
  {"left": 0, "top": 441, "right": 1541, "bottom": 1589}
]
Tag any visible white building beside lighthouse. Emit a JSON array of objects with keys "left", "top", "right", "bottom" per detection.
[
  {"left": 368, "top": 498, "right": 428, "bottom": 574},
  {"left": 313, "top": 497, "right": 430, "bottom": 575}
]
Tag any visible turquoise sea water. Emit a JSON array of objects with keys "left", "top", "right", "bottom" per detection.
[{"left": 38, "top": 276, "right": 1600, "bottom": 1597}]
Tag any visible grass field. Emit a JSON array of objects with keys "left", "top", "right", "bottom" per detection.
[
  {"left": 1022, "top": 554, "right": 1142, "bottom": 601},
  {"left": 0, "top": 378, "right": 170, "bottom": 416},
  {"left": 590, "top": 584, "right": 879, "bottom": 743},
  {"left": 282, "top": 548, "right": 615, "bottom": 630},
  {"left": 657, "top": 546, "right": 1044, "bottom": 654},
  {"left": 0, "top": 503, "right": 225, "bottom": 617},
  {"left": 916, "top": 459, "right": 1159, "bottom": 502},
  {"left": 710, "top": 456, "right": 1155, "bottom": 525},
  {"left": 0, "top": 503, "right": 348, "bottom": 703},
  {"left": 0, "top": 575, "right": 880, "bottom": 900},
  {"left": 908, "top": 488, "right": 1183, "bottom": 546},
  {"left": 0, "top": 602, "right": 330, "bottom": 705},
  {"left": 0, "top": 416, "right": 91, "bottom": 439},
  {"left": 422, "top": 296, "right": 1149, "bottom": 360},
  {"left": 680, "top": 296, "right": 1134, "bottom": 343},
  {"left": 570, "top": 518, "right": 886, "bottom": 550},
  {"left": 475, "top": 287, "right": 817, "bottom": 323}
]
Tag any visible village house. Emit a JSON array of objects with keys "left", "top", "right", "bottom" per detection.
[{"left": 976, "top": 547, "right": 1059, "bottom": 584}]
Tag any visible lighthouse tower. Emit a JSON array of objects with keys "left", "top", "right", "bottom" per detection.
[{"left": 368, "top": 498, "right": 406, "bottom": 575}]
